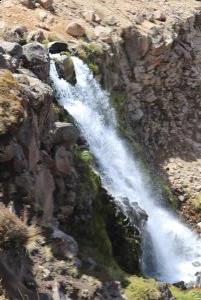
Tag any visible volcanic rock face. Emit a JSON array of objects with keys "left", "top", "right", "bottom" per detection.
[
  {"left": 0, "top": 37, "right": 148, "bottom": 298},
  {"left": 0, "top": 0, "right": 201, "bottom": 299}
]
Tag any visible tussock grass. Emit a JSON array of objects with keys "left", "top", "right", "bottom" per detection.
[
  {"left": 0, "top": 70, "right": 24, "bottom": 135},
  {"left": 0, "top": 203, "right": 40, "bottom": 252}
]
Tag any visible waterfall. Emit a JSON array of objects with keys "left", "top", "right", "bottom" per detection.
[{"left": 50, "top": 56, "right": 201, "bottom": 284}]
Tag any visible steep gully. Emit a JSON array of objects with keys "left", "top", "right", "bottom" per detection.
[{"left": 50, "top": 56, "right": 201, "bottom": 285}]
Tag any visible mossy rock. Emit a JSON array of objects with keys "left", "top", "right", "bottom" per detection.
[
  {"left": 62, "top": 146, "right": 141, "bottom": 282},
  {"left": 75, "top": 42, "right": 104, "bottom": 75},
  {"left": 0, "top": 70, "right": 24, "bottom": 136}
]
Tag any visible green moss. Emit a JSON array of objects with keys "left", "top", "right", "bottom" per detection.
[
  {"left": 70, "top": 147, "right": 140, "bottom": 282},
  {"left": 61, "top": 51, "right": 71, "bottom": 57},
  {"left": 110, "top": 91, "right": 127, "bottom": 110},
  {"left": 124, "top": 276, "right": 161, "bottom": 300},
  {"left": 192, "top": 193, "right": 201, "bottom": 211},
  {"left": 152, "top": 176, "right": 177, "bottom": 209},
  {"left": 42, "top": 39, "right": 49, "bottom": 45},
  {"left": 75, "top": 147, "right": 101, "bottom": 192},
  {"left": 170, "top": 286, "right": 201, "bottom": 300}
]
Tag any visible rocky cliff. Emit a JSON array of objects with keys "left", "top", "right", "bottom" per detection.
[{"left": 0, "top": 0, "right": 201, "bottom": 299}]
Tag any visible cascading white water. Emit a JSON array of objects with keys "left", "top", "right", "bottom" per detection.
[{"left": 50, "top": 56, "right": 201, "bottom": 284}]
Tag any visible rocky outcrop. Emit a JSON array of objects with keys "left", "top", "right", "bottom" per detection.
[{"left": 0, "top": 37, "right": 149, "bottom": 299}]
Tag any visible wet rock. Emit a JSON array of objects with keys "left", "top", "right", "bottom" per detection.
[
  {"left": 52, "top": 54, "right": 76, "bottom": 84},
  {"left": 66, "top": 21, "right": 85, "bottom": 37},
  {"left": 22, "top": 42, "right": 49, "bottom": 81},
  {"left": 53, "top": 122, "right": 79, "bottom": 148},
  {"left": 122, "top": 197, "right": 148, "bottom": 231},
  {"left": 173, "top": 281, "right": 186, "bottom": 290},
  {"left": 48, "top": 41, "right": 68, "bottom": 54}
]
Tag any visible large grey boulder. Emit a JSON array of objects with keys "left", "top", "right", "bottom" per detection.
[{"left": 22, "top": 42, "right": 49, "bottom": 81}]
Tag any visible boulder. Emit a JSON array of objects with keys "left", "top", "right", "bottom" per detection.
[
  {"left": 53, "top": 122, "right": 79, "bottom": 148},
  {"left": 48, "top": 41, "right": 68, "bottom": 54},
  {"left": 122, "top": 197, "right": 148, "bottom": 231},
  {"left": 26, "top": 30, "right": 46, "bottom": 43},
  {"left": 3, "top": 26, "right": 28, "bottom": 45},
  {"left": 0, "top": 41, "right": 23, "bottom": 58},
  {"left": 66, "top": 21, "right": 85, "bottom": 37},
  {"left": 53, "top": 54, "right": 76, "bottom": 84},
  {"left": 22, "top": 42, "right": 49, "bottom": 81}
]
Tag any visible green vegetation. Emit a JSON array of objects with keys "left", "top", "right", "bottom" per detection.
[
  {"left": 124, "top": 276, "right": 161, "bottom": 300},
  {"left": 110, "top": 91, "right": 127, "bottom": 110},
  {"left": 153, "top": 175, "right": 177, "bottom": 209},
  {"left": 52, "top": 103, "right": 74, "bottom": 123},
  {"left": 170, "top": 286, "right": 201, "bottom": 300},
  {"left": 191, "top": 193, "right": 201, "bottom": 211},
  {"left": 0, "top": 70, "right": 23, "bottom": 135},
  {"left": 71, "top": 147, "right": 140, "bottom": 282},
  {"left": 76, "top": 42, "right": 104, "bottom": 75}
]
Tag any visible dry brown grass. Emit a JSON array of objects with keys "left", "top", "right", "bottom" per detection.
[
  {"left": 0, "top": 203, "right": 40, "bottom": 252},
  {"left": 0, "top": 70, "right": 24, "bottom": 135}
]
